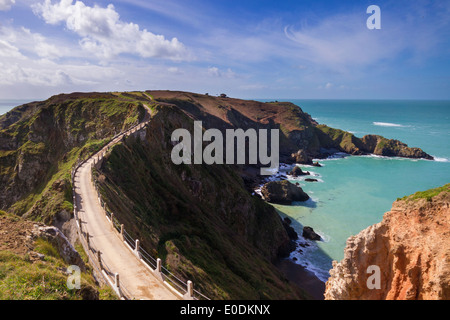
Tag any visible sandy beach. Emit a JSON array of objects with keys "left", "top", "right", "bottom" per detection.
[{"left": 275, "top": 258, "right": 326, "bottom": 300}]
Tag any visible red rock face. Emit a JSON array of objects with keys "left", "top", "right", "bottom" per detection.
[{"left": 325, "top": 190, "right": 450, "bottom": 300}]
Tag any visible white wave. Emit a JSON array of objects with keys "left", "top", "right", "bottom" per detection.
[
  {"left": 433, "top": 156, "right": 450, "bottom": 163},
  {"left": 323, "top": 152, "right": 349, "bottom": 160},
  {"left": 373, "top": 122, "right": 407, "bottom": 127},
  {"left": 289, "top": 240, "right": 331, "bottom": 283}
]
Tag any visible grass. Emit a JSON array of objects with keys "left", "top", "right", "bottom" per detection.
[
  {"left": 0, "top": 246, "right": 97, "bottom": 300},
  {"left": 0, "top": 231, "right": 118, "bottom": 300},
  {"left": 399, "top": 184, "right": 450, "bottom": 202}
]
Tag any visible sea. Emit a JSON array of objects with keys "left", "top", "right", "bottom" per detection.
[
  {"left": 259, "top": 99, "right": 450, "bottom": 282},
  {"left": 2, "top": 99, "right": 450, "bottom": 283}
]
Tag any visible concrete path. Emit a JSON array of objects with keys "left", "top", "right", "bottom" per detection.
[{"left": 74, "top": 105, "right": 179, "bottom": 300}]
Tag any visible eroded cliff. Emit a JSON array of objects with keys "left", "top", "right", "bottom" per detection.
[{"left": 325, "top": 184, "right": 450, "bottom": 300}]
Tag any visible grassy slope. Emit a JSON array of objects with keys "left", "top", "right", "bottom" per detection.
[
  {"left": 0, "top": 92, "right": 149, "bottom": 223},
  {"left": 0, "top": 211, "right": 116, "bottom": 300}
]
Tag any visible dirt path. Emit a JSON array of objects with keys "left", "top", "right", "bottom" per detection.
[{"left": 74, "top": 105, "right": 179, "bottom": 300}]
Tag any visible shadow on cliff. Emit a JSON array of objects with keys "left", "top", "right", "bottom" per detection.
[{"left": 275, "top": 209, "right": 334, "bottom": 300}]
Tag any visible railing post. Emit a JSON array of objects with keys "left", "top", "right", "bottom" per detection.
[
  {"left": 114, "top": 273, "right": 122, "bottom": 298},
  {"left": 153, "top": 258, "right": 164, "bottom": 282},
  {"left": 110, "top": 213, "right": 114, "bottom": 226},
  {"left": 86, "top": 232, "right": 90, "bottom": 250},
  {"left": 97, "top": 251, "right": 102, "bottom": 270},
  {"left": 156, "top": 258, "right": 162, "bottom": 273},
  {"left": 120, "top": 224, "right": 124, "bottom": 241},
  {"left": 184, "top": 280, "right": 194, "bottom": 300},
  {"left": 135, "top": 239, "right": 141, "bottom": 259}
]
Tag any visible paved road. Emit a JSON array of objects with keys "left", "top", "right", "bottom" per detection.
[{"left": 74, "top": 105, "right": 179, "bottom": 300}]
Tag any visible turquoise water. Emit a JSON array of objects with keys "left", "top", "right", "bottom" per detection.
[{"left": 263, "top": 100, "right": 450, "bottom": 282}]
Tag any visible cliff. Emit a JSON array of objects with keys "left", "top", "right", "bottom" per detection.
[
  {"left": 0, "top": 92, "right": 146, "bottom": 223},
  {"left": 325, "top": 184, "right": 450, "bottom": 300},
  {"left": 147, "top": 91, "right": 434, "bottom": 163},
  {"left": 94, "top": 105, "right": 305, "bottom": 300}
]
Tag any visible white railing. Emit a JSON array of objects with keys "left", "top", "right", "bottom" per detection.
[{"left": 70, "top": 112, "right": 209, "bottom": 300}]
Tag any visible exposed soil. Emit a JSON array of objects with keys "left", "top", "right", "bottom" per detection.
[{"left": 0, "top": 214, "right": 47, "bottom": 259}]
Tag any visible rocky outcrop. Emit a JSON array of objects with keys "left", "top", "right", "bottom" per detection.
[
  {"left": 361, "top": 135, "right": 434, "bottom": 160},
  {"left": 288, "top": 166, "right": 310, "bottom": 177},
  {"left": 315, "top": 125, "right": 434, "bottom": 160},
  {"left": 31, "top": 225, "right": 86, "bottom": 272},
  {"left": 261, "top": 180, "right": 310, "bottom": 204},
  {"left": 302, "top": 226, "right": 322, "bottom": 241},
  {"left": 325, "top": 186, "right": 450, "bottom": 300},
  {"left": 290, "top": 149, "right": 312, "bottom": 164}
]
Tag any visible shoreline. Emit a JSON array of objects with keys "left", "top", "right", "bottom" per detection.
[{"left": 275, "top": 258, "right": 326, "bottom": 300}]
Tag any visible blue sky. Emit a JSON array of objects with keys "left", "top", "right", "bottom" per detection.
[{"left": 0, "top": 0, "right": 449, "bottom": 100}]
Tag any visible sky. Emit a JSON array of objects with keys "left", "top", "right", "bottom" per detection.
[{"left": 0, "top": 0, "right": 449, "bottom": 100}]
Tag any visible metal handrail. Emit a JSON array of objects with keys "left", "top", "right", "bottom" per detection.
[{"left": 72, "top": 108, "right": 210, "bottom": 301}]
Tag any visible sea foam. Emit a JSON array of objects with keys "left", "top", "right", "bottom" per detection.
[
  {"left": 373, "top": 122, "right": 406, "bottom": 127},
  {"left": 433, "top": 157, "right": 450, "bottom": 163}
]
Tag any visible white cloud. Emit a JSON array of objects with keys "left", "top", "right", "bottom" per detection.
[
  {"left": 0, "top": 0, "right": 15, "bottom": 11},
  {"left": 0, "top": 39, "right": 25, "bottom": 59},
  {"left": 167, "top": 67, "right": 183, "bottom": 75},
  {"left": 207, "top": 66, "right": 237, "bottom": 79},
  {"left": 6, "top": 27, "right": 67, "bottom": 59},
  {"left": 32, "top": 0, "right": 189, "bottom": 60},
  {"left": 284, "top": 8, "right": 448, "bottom": 73},
  {"left": 207, "top": 66, "right": 220, "bottom": 77}
]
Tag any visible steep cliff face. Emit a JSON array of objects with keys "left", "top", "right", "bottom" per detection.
[
  {"left": 0, "top": 92, "right": 146, "bottom": 222},
  {"left": 325, "top": 185, "right": 450, "bottom": 300},
  {"left": 94, "top": 105, "right": 305, "bottom": 300}
]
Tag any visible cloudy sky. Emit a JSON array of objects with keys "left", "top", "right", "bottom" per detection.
[{"left": 0, "top": 0, "right": 449, "bottom": 100}]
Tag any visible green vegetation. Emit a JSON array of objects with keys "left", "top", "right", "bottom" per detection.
[
  {"left": 316, "top": 125, "right": 363, "bottom": 154},
  {"left": 0, "top": 93, "right": 149, "bottom": 300},
  {"left": 0, "top": 245, "right": 99, "bottom": 300},
  {"left": 399, "top": 184, "right": 450, "bottom": 202},
  {"left": 94, "top": 106, "right": 308, "bottom": 300},
  {"left": 0, "top": 93, "right": 148, "bottom": 223}
]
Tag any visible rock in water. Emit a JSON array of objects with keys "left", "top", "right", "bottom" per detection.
[
  {"left": 261, "top": 180, "right": 310, "bottom": 204},
  {"left": 302, "top": 226, "right": 322, "bottom": 241},
  {"left": 289, "top": 166, "right": 310, "bottom": 177},
  {"left": 290, "top": 149, "right": 312, "bottom": 164}
]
